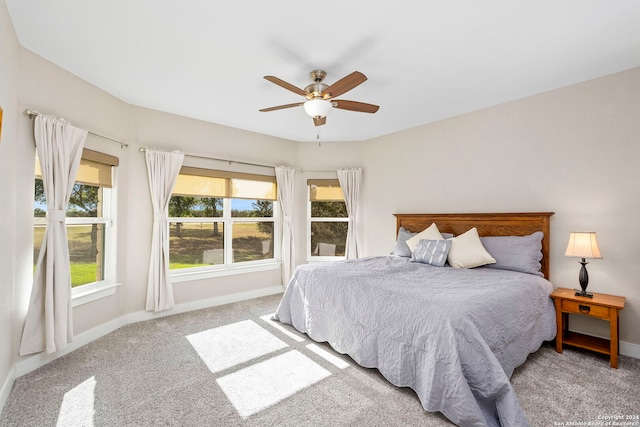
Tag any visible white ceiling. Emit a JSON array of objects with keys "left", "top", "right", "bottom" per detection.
[{"left": 6, "top": 1, "right": 640, "bottom": 142}]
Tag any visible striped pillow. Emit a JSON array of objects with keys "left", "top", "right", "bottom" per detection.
[{"left": 411, "top": 239, "right": 452, "bottom": 267}]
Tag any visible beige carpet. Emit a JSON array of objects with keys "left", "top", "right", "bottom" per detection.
[{"left": 1, "top": 294, "right": 639, "bottom": 426}]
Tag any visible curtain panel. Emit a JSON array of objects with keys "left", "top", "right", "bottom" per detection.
[
  {"left": 20, "top": 114, "right": 88, "bottom": 355},
  {"left": 337, "top": 168, "right": 363, "bottom": 260},
  {"left": 145, "top": 149, "right": 185, "bottom": 312},
  {"left": 275, "top": 166, "right": 296, "bottom": 286}
]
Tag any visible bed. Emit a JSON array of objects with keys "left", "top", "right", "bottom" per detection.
[{"left": 274, "top": 212, "right": 557, "bottom": 426}]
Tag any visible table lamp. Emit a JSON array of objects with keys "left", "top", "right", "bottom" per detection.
[{"left": 565, "top": 232, "right": 602, "bottom": 298}]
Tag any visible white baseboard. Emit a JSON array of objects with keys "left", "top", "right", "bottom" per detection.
[
  {"left": 0, "top": 368, "right": 16, "bottom": 417},
  {"left": 15, "top": 315, "right": 128, "bottom": 378},
  {"left": 620, "top": 340, "right": 640, "bottom": 360},
  {"left": 127, "top": 285, "right": 284, "bottom": 324},
  {"left": 566, "top": 327, "right": 640, "bottom": 360},
  {"left": 14, "top": 286, "right": 284, "bottom": 378}
]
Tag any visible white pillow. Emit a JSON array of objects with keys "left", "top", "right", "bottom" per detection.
[
  {"left": 406, "top": 223, "right": 444, "bottom": 252},
  {"left": 447, "top": 227, "right": 496, "bottom": 269}
]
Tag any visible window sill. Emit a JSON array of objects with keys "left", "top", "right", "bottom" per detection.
[
  {"left": 306, "top": 256, "right": 346, "bottom": 263},
  {"left": 71, "top": 281, "right": 121, "bottom": 308},
  {"left": 171, "top": 261, "right": 281, "bottom": 283}
]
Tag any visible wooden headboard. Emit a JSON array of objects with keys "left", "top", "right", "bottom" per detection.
[{"left": 394, "top": 212, "right": 554, "bottom": 279}]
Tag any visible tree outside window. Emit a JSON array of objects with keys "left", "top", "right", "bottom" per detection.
[
  {"left": 308, "top": 179, "right": 348, "bottom": 258},
  {"left": 168, "top": 169, "right": 277, "bottom": 271},
  {"left": 34, "top": 150, "right": 116, "bottom": 287},
  {"left": 34, "top": 181, "right": 106, "bottom": 287}
]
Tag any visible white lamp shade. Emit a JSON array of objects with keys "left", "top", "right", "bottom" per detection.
[
  {"left": 303, "top": 99, "right": 332, "bottom": 118},
  {"left": 565, "top": 232, "right": 602, "bottom": 259}
]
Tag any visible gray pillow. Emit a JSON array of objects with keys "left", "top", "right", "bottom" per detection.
[
  {"left": 391, "top": 228, "right": 454, "bottom": 258},
  {"left": 411, "top": 239, "right": 452, "bottom": 267},
  {"left": 391, "top": 227, "right": 417, "bottom": 257},
  {"left": 480, "top": 232, "right": 544, "bottom": 276}
]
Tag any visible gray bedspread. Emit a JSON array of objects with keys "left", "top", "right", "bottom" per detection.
[{"left": 273, "top": 256, "right": 556, "bottom": 427}]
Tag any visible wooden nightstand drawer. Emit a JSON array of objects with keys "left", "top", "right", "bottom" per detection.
[{"left": 561, "top": 300, "right": 609, "bottom": 319}]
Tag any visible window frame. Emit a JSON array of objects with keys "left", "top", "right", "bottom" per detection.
[
  {"left": 68, "top": 183, "right": 119, "bottom": 306},
  {"left": 307, "top": 180, "right": 348, "bottom": 262},
  {"left": 168, "top": 168, "right": 281, "bottom": 283},
  {"left": 33, "top": 149, "right": 120, "bottom": 307}
]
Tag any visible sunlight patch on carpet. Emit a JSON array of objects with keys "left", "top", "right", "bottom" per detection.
[
  {"left": 187, "top": 320, "right": 288, "bottom": 373},
  {"left": 216, "top": 350, "right": 331, "bottom": 417},
  {"left": 56, "top": 376, "right": 96, "bottom": 427},
  {"left": 259, "top": 314, "right": 305, "bottom": 342},
  {"left": 306, "top": 343, "right": 350, "bottom": 369}
]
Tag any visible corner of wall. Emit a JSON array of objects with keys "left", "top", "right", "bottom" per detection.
[
  {"left": 0, "top": 367, "right": 16, "bottom": 416},
  {"left": 0, "top": 0, "right": 21, "bottom": 416}
]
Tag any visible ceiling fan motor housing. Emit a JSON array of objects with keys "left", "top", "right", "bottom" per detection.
[
  {"left": 304, "top": 82, "right": 328, "bottom": 99},
  {"left": 305, "top": 70, "right": 329, "bottom": 99}
]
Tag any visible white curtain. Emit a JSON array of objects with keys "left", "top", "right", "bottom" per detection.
[
  {"left": 275, "top": 166, "right": 296, "bottom": 287},
  {"left": 145, "top": 149, "right": 184, "bottom": 312},
  {"left": 337, "top": 168, "right": 363, "bottom": 260},
  {"left": 20, "top": 115, "right": 88, "bottom": 356}
]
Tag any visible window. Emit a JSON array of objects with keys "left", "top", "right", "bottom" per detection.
[
  {"left": 308, "top": 179, "right": 348, "bottom": 259},
  {"left": 168, "top": 167, "right": 278, "bottom": 274},
  {"left": 34, "top": 149, "right": 118, "bottom": 290}
]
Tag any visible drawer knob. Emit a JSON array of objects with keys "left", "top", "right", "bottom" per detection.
[{"left": 579, "top": 304, "right": 591, "bottom": 314}]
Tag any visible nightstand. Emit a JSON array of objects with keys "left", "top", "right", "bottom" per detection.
[{"left": 550, "top": 287, "right": 625, "bottom": 368}]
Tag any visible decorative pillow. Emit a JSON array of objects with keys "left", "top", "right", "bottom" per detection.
[
  {"left": 391, "top": 227, "right": 418, "bottom": 257},
  {"left": 411, "top": 239, "right": 452, "bottom": 267},
  {"left": 406, "top": 223, "right": 445, "bottom": 253},
  {"left": 447, "top": 227, "right": 496, "bottom": 269},
  {"left": 480, "top": 231, "right": 544, "bottom": 276}
]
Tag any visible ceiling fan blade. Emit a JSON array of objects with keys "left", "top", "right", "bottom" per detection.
[
  {"left": 323, "top": 71, "right": 367, "bottom": 98},
  {"left": 332, "top": 100, "right": 379, "bottom": 113},
  {"left": 259, "top": 102, "right": 304, "bottom": 112},
  {"left": 313, "top": 116, "right": 326, "bottom": 126},
  {"left": 264, "top": 76, "right": 308, "bottom": 97}
]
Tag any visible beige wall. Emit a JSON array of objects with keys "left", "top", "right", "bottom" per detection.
[
  {"left": 2, "top": 2, "right": 639, "bottom": 407},
  {"left": 8, "top": 41, "right": 300, "bottom": 383},
  {"left": 0, "top": 0, "right": 20, "bottom": 404},
  {"left": 128, "top": 107, "right": 299, "bottom": 310},
  {"left": 295, "top": 141, "right": 365, "bottom": 261},
  {"left": 14, "top": 51, "right": 301, "bottom": 337},
  {"left": 17, "top": 49, "right": 134, "bottom": 336},
  {"left": 361, "top": 68, "right": 640, "bottom": 347}
]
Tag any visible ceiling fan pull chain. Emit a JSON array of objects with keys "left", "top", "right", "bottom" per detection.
[{"left": 317, "top": 127, "right": 322, "bottom": 147}]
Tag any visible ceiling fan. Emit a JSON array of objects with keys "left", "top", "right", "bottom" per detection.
[{"left": 259, "top": 70, "right": 379, "bottom": 126}]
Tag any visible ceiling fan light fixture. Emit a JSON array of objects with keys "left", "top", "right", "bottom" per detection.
[{"left": 303, "top": 99, "right": 332, "bottom": 118}]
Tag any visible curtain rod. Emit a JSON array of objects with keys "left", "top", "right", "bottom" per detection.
[
  {"left": 303, "top": 168, "right": 364, "bottom": 173},
  {"left": 139, "top": 147, "right": 276, "bottom": 170},
  {"left": 25, "top": 109, "right": 130, "bottom": 149},
  {"left": 141, "top": 147, "right": 355, "bottom": 174}
]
